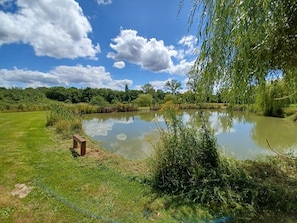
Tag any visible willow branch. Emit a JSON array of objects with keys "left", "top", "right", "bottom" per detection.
[
  {"left": 275, "top": 91, "right": 297, "bottom": 101},
  {"left": 266, "top": 139, "right": 294, "bottom": 160}
]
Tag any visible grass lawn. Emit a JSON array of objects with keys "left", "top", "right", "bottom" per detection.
[
  {"left": 0, "top": 111, "right": 180, "bottom": 223},
  {"left": 1, "top": 111, "right": 296, "bottom": 223}
]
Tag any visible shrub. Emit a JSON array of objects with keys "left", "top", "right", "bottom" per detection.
[
  {"left": 150, "top": 110, "right": 297, "bottom": 220},
  {"left": 46, "top": 104, "right": 82, "bottom": 136},
  {"left": 255, "top": 81, "right": 290, "bottom": 117},
  {"left": 134, "top": 94, "right": 153, "bottom": 107},
  {"left": 163, "top": 94, "right": 176, "bottom": 103},
  {"left": 90, "top": 95, "right": 109, "bottom": 106},
  {"left": 151, "top": 112, "right": 223, "bottom": 200}
]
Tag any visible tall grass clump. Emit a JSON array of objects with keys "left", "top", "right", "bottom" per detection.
[
  {"left": 151, "top": 108, "right": 297, "bottom": 220},
  {"left": 46, "top": 104, "right": 81, "bottom": 136}
]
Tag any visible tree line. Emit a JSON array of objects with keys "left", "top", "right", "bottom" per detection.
[
  {"left": 0, "top": 81, "right": 186, "bottom": 107},
  {"left": 1, "top": 77, "right": 296, "bottom": 117}
]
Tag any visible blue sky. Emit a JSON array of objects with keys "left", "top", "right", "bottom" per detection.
[{"left": 0, "top": 0, "right": 198, "bottom": 91}]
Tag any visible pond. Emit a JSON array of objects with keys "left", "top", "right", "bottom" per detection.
[{"left": 82, "top": 110, "right": 297, "bottom": 160}]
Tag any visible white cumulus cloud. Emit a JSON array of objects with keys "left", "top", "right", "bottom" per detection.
[
  {"left": 168, "top": 59, "right": 194, "bottom": 75},
  {"left": 149, "top": 80, "right": 170, "bottom": 90},
  {"left": 107, "top": 29, "right": 195, "bottom": 75},
  {"left": 135, "top": 79, "right": 177, "bottom": 91},
  {"left": 113, "top": 61, "right": 125, "bottom": 69},
  {"left": 97, "top": 0, "right": 112, "bottom": 5},
  {"left": 178, "top": 35, "right": 197, "bottom": 57},
  {"left": 0, "top": 65, "right": 132, "bottom": 89},
  {"left": 0, "top": 0, "right": 100, "bottom": 59}
]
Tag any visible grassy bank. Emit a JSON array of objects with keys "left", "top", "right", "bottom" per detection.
[
  {"left": 1, "top": 111, "right": 297, "bottom": 222},
  {"left": 0, "top": 111, "right": 174, "bottom": 222}
]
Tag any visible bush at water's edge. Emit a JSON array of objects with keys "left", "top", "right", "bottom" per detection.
[{"left": 150, "top": 107, "right": 297, "bottom": 221}]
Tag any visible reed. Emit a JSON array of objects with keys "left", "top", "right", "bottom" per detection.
[
  {"left": 150, "top": 108, "right": 297, "bottom": 221},
  {"left": 46, "top": 104, "right": 82, "bottom": 137}
]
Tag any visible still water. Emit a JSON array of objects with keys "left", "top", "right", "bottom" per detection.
[{"left": 82, "top": 110, "right": 297, "bottom": 160}]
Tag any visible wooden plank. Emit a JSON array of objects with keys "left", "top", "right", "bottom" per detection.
[
  {"left": 73, "top": 134, "right": 87, "bottom": 156},
  {"left": 73, "top": 134, "right": 86, "bottom": 143}
]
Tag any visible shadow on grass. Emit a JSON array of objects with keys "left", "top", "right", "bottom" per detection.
[{"left": 69, "top": 148, "right": 80, "bottom": 158}]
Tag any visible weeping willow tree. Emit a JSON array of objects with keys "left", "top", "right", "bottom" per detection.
[{"left": 183, "top": 0, "right": 297, "bottom": 106}]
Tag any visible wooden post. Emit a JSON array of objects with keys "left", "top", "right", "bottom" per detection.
[
  {"left": 73, "top": 139, "right": 78, "bottom": 149},
  {"left": 81, "top": 141, "right": 86, "bottom": 156},
  {"left": 73, "top": 134, "right": 87, "bottom": 156}
]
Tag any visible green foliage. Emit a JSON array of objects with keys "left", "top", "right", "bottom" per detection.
[
  {"left": 0, "top": 87, "right": 52, "bottom": 112},
  {"left": 114, "top": 102, "right": 138, "bottom": 112},
  {"left": 165, "top": 79, "right": 182, "bottom": 95},
  {"left": 151, "top": 112, "right": 222, "bottom": 200},
  {"left": 46, "top": 104, "right": 81, "bottom": 136},
  {"left": 163, "top": 94, "right": 176, "bottom": 103},
  {"left": 46, "top": 86, "right": 72, "bottom": 102},
  {"left": 141, "top": 83, "right": 155, "bottom": 95},
  {"left": 134, "top": 94, "right": 153, "bottom": 107},
  {"left": 67, "top": 103, "right": 101, "bottom": 114},
  {"left": 151, "top": 110, "right": 297, "bottom": 220},
  {"left": 0, "top": 87, "right": 46, "bottom": 102},
  {"left": 183, "top": 0, "right": 297, "bottom": 105},
  {"left": 0, "top": 111, "right": 171, "bottom": 223},
  {"left": 90, "top": 95, "right": 109, "bottom": 106},
  {"left": 0, "top": 86, "right": 164, "bottom": 113},
  {"left": 44, "top": 86, "right": 155, "bottom": 105},
  {"left": 255, "top": 80, "right": 290, "bottom": 117},
  {"left": 180, "top": 91, "right": 196, "bottom": 104}
]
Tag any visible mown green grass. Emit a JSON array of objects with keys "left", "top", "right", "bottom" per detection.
[{"left": 0, "top": 111, "right": 178, "bottom": 223}]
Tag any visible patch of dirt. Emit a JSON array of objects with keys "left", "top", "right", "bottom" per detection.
[
  {"left": 86, "top": 149, "right": 105, "bottom": 159},
  {"left": 11, "top": 183, "right": 33, "bottom": 199}
]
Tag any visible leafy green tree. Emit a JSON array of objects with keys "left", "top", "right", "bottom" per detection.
[
  {"left": 123, "top": 83, "right": 131, "bottom": 102},
  {"left": 46, "top": 86, "right": 70, "bottom": 102},
  {"left": 81, "top": 87, "right": 97, "bottom": 102},
  {"left": 255, "top": 80, "right": 290, "bottom": 117},
  {"left": 115, "top": 90, "right": 125, "bottom": 103},
  {"left": 129, "top": 89, "right": 143, "bottom": 102},
  {"left": 155, "top": 89, "right": 166, "bottom": 102},
  {"left": 283, "top": 69, "right": 297, "bottom": 104},
  {"left": 0, "top": 87, "right": 47, "bottom": 103},
  {"left": 182, "top": 0, "right": 297, "bottom": 104},
  {"left": 165, "top": 79, "right": 182, "bottom": 95},
  {"left": 163, "top": 94, "right": 176, "bottom": 103},
  {"left": 181, "top": 90, "right": 196, "bottom": 103},
  {"left": 142, "top": 84, "right": 168, "bottom": 104},
  {"left": 36, "top": 87, "right": 49, "bottom": 94},
  {"left": 68, "top": 87, "right": 82, "bottom": 103},
  {"left": 124, "top": 83, "right": 129, "bottom": 93},
  {"left": 141, "top": 83, "right": 155, "bottom": 95},
  {"left": 90, "top": 95, "right": 109, "bottom": 106},
  {"left": 134, "top": 94, "right": 153, "bottom": 107}
]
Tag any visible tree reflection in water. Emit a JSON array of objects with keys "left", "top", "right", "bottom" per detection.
[{"left": 82, "top": 110, "right": 297, "bottom": 160}]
